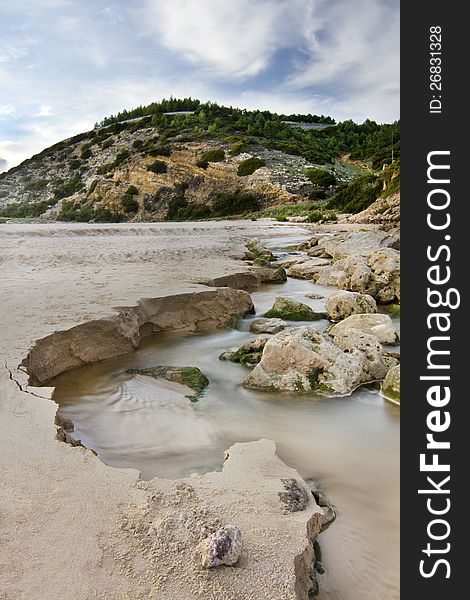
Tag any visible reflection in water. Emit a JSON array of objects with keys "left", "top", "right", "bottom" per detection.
[{"left": 52, "top": 258, "right": 400, "bottom": 600}]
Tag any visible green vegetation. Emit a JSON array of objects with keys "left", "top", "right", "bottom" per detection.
[
  {"left": 59, "top": 199, "right": 123, "bottom": 222},
  {"left": 53, "top": 174, "right": 85, "bottom": 200},
  {"left": 125, "top": 185, "right": 138, "bottom": 196},
  {"left": 0, "top": 198, "right": 57, "bottom": 219},
  {"left": 305, "top": 168, "right": 336, "bottom": 187},
  {"left": 101, "top": 138, "right": 114, "bottom": 149},
  {"left": 121, "top": 195, "right": 139, "bottom": 214},
  {"left": 200, "top": 148, "right": 225, "bottom": 163},
  {"left": 166, "top": 191, "right": 260, "bottom": 221},
  {"left": 326, "top": 173, "right": 382, "bottom": 213},
  {"left": 68, "top": 159, "right": 81, "bottom": 170},
  {"left": 237, "top": 157, "right": 265, "bottom": 176},
  {"left": 147, "top": 160, "right": 168, "bottom": 174},
  {"left": 195, "top": 159, "right": 209, "bottom": 169},
  {"left": 147, "top": 144, "right": 171, "bottom": 157},
  {"left": 80, "top": 145, "right": 92, "bottom": 160},
  {"left": 229, "top": 139, "right": 251, "bottom": 155},
  {"left": 212, "top": 192, "right": 260, "bottom": 216},
  {"left": 24, "top": 179, "right": 48, "bottom": 191},
  {"left": 176, "top": 203, "right": 212, "bottom": 220},
  {"left": 307, "top": 208, "right": 338, "bottom": 223}
]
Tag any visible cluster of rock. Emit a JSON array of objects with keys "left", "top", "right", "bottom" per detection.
[
  {"left": 288, "top": 230, "right": 400, "bottom": 303},
  {"left": 218, "top": 285, "right": 399, "bottom": 397}
]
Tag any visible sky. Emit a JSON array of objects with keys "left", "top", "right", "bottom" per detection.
[{"left": 0, "top": 0, "right": 399, "bottom": 171}]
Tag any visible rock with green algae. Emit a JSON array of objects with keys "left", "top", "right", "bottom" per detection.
[
  {"left": 245, "top": 239, "right": 274, "bottom": 261},
  {"left": 382, "top": 364, "right": 400, "bottom": 404},
  {"left": 325, "top": 290, "right": 377, "bottom": 322},
  {"left": 243, "top": 326, "right": 389, "bottom": 395},
  {"left": 219, "top": 337, "right": 268, "bottom": 366},
  {"left": 265, "top": 296, "right": 327, "bottom": 321},
  {"left": 126, "top": 366, "right": 209, "bottom": 401}
]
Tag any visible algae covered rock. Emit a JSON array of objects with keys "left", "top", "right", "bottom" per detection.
[
  {"left": 245, "top": 238, "right": 274, "bottom": 261},
  {"left": 325, "top": 290, "right": 377, "bottom": 322},
  {"left": 219, "top": 336, "right": 268, "bottom": 366},
  {"left": 200, "top": 524, "right": 243, "bottom": 568},
  {"left": 265, "top": 296, "right": 327, "bottom": 321},
  {"left": 329, "top": 313, "right": 399, "bottom": 345},
  {"left": 126, "top": 365, "right": 209, "bottom": 401},
  {"left": 243, "top": 326, "right": 388, "bottom": 395},
  {"left": 382, "top": 364, "right": 400, "bottom": 404},
  {"left": 251, "top": 265, "right": 287, "bottom": 284}
]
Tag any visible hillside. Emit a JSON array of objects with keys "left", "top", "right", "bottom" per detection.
[{"left": 0, "top": 99, "right": 400, "bottom": 222}]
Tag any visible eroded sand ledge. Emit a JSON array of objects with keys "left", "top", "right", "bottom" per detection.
[{"left": 1, "top": 221, "right": 324, "bottom": 599}]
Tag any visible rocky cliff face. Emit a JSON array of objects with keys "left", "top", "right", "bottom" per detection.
[{"left": 0, "top": 124, "right": 316, "bottom": 220}]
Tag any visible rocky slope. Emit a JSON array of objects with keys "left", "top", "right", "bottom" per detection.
[
  {"left": 0, "top": 127, "right": 326, "bottom": 221},
  {"left": 0, "top": 101, "right": 400, "bottom": 223}
]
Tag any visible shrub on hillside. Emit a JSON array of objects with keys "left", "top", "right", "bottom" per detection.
[
  {"left": 177, "top": 203, "right": 212, "bottom": 220},
  {"left": 53, "top": 174, "right": 84, "bottom": 200},
  {"left": 147, "top": 160, "right": 168, "bottom": 174},
  {"left": 326, "top": 173, "right": 382, "bottom": 213},
  {"left": 200, "top": 149, "right": 225, "bottom": 163},
  {"left": 166, "top": 196, "right": 187, "bottom": 220},
  {"left": 237, "top": 157, "right": 265, "bottom": 176},
  {"left": 147, "top": 144, "right": 172, "bottom": 157},
  {"left": 121, "top": 194, "right": 139, "bottom": 213},
  {"left": 305, "top": 168, "right": 336, "bottom": 187},
  {"left": 212, "top": 192, "right": 260, "bottom": 216}
]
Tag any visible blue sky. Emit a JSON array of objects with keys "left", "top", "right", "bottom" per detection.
[{"left": 0, "top": 0, "right": 399, "bottom": 170}]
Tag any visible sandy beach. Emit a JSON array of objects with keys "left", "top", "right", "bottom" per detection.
[{"left": 1, "top": 220, "right": 324, "bottom": 600}]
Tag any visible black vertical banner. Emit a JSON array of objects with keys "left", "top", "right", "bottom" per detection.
[{"left": 401, "top": 2, "right": 467, "bottom": 598}]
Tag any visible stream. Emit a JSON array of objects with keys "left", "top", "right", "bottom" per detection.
[{"left": 51, "top": 233, "right": 400, "bottom": 600}]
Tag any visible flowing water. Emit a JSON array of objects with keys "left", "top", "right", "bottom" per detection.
[{"left": 51, "top": 235, "right": 400, "bottom": 600}]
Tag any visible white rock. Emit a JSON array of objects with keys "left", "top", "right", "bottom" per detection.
[
  {"left": 325, "top": 290, "right": 377, "bottom": 321},
  {"left": 200, "top": 525, "right": 243, "bottom": 568},
  {"left": 243, "top": 326, "right": 389, "bottom": 396},
  {"left": 249, "top": 318, "right": 288, "bottom": 334},
  {"left": 329, "top": 313, "right": 398, "bottom": 345}
]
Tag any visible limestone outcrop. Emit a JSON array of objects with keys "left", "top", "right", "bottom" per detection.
[{"left": 243, "top": 327, "right": 389, "bottom": 395}]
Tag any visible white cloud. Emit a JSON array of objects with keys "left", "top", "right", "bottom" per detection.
[
  {"left": 0, "top": 157, "right": 8, "bottom": 172},
  {"left": 286, "top": 0, "right": 399, "bottom": 119},
  {"left": 0, "top": 105, "right": 16, "bottom": 119},
  {"left": 140, "top": 0, "right": 316, "bottom": 78},
  {"left": 35, "top": 104, "right": 53, "bottom": 117}
]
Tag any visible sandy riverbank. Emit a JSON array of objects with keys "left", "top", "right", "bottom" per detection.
[{"left": 0, "top": 220, "right": 329, "bottom": 600}]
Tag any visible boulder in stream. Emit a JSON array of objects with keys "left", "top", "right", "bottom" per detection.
[
  {"left": 313, "top": 248, "right": 400, "bottom": 304},
  {"left": 381, "top": 365, "right": 400, "bottom": 404},
  {"left": 249, "top": 318, "right": 288, "bottom": 334},
  {"left": 325, "top": 290, "right": 377, "bottom": 322},
  {"left": 265, "top": 296, "right": 328, "bottom": 321},
  {"left": 329, "top": 313, "right": 399, "bottom": 345},
  {"left": 286, "top": 258, "right": 331, "bottom": 279},
  {"left": 219, "top": 337, "right": 268, "bottom": 366},
  {"left": 243, "top": 326, "right": 389, "bottom": 395}
]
